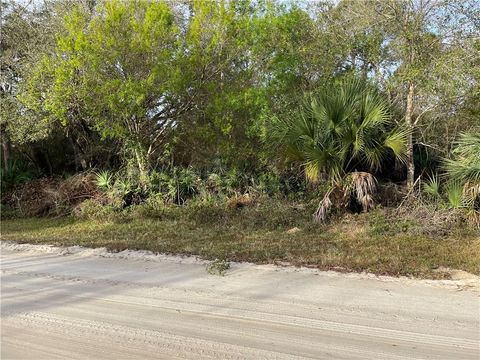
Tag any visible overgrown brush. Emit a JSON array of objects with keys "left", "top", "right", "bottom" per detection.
[
  {"left": 0, "top": 159, "right": 35, "bottom": 193},
  {"left": 55, "top": 172, "right": 100, "bottom": 207},
  {"left": 2, "top": 172, "right": 102, "bottom": 217},
  {"left": 442, "top": 132, "right": 480, "bottom": 226},
  {"left": 417, "top": 134, "right": 480, "bottom": 227},
  {"left": 3, "top": 177, "right": 59, "bottom": 216},
  {"left": 73, "top": 199, "right": 117, "bottom": 221}
]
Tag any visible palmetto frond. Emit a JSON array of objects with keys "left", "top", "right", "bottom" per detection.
[
  {"left": 445, "top": 181, "right": 464, "bottom": 209},
  {"left": 362, "top": 142, "right": 385, "bottom": 171},
  {"left": 442, "top": 132, "right": 480, "bottom": 220},
  {"left": 443, "top": 132, "right": 480, "bottom": 185},
  {"left": 270, "top": 78, "right": 407, "bottom": 222},
  {"left": 384, "top": 126, "right": 409, "bottom": 164},
  {"left": 422, "top": 173, "right": 441, "bottom": 198},
  {"left": 313, "top": 190, "right": 333, "bottom": 222},
  {"left": 346, "top": 171, "right": 377, "bottom": 212},
  {"left": 271, "top": 78, "right": 407, "bottom": 186},
  {"left": 95, "top": 170, "right": 113, "bottom": 190}
]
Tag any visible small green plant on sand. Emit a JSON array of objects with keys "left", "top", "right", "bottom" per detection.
[{"left": 206, "top": 259, "right": 231, "bottom": 276}]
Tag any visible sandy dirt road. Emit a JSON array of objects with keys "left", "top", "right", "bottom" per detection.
[{"left": 1, "top": 243, "right": 479, "bottom": 359}]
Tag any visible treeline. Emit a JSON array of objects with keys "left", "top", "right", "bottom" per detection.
[{"left": 1, "top": 0, "right": 479, "bottom": 221}]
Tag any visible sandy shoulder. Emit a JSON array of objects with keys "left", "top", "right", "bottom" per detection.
[{"left": 1, "top": 240, "right": 478, "bottom": 291}]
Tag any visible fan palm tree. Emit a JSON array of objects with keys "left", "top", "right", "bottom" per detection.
[
  {"left": 443, "top": 133, "right": 480, "bottom": 185},
  {"left": 272, "top": 78, "right": 408, "bottom": 221},
  {"left": 443, "top": 132, "right": 480, "bottom": 222}
]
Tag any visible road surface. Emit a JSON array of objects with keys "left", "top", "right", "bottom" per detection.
[{"left": 1, "top": 243, "right": 479, "bottom": 359}]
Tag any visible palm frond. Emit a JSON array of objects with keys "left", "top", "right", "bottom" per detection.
[
  {"left": 95, "top": 170, "right": 113, "bottom": 190},
  {"left": 462, "top": 182, "right": 480, "bottom": 208},
  {"left": 443, "top": 132, "right": 480, "bottom": 184},
  {"left": 269, "top": 77, "right": 406, "bottom": 221},
  {"left": 346, "top": 171, "right": 377, "bottom": 212},
  {"left": 422, "top": 173, "right": 441, "bottom": 198},
  {"left": 304, "top": 161, "right": 320, "bottom": 183},
  {"left": 314, "top": 190, "right": 333, "bottom": 222},
  {"left": 362, "top": 143, "right": 385, "bottom": 171},
  {"left": 360, "top": 92, "right": 390, "bottom": 129},
  {"left": 446, "top": 181, "right": 464, "bottom": 209},
  {"left": 443, "top": 158, "right": 480, "bottom": 184},
  {"left": 383, "top": 127, "right": 409, "bottom": 164}
]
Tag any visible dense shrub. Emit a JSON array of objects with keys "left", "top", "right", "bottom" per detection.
[
  {"left": 3, "top": 164, "right": 478, "bottom": 232},
  {"left": 127, "top": 195, "right": 165, "bottom": 219},
  {"left": 0, "top": 158, "right": 36, "bottom": 193},
  {"left": 148, "top": 167, "right": 199, "bottom": 204},
  {"left": 73, "top": 199, "right": 117, "bottom": 221}
]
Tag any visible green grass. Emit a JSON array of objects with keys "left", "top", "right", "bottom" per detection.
[{"left": 2, "top": 205, "right": 479, "bottom": 279}]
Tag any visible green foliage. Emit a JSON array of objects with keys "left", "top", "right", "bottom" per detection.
[
  {"left": 368, "top": 212, "right": 413, "bottom": 237},
  {"left": 3, "top": 0, "right": 479, "bottom": 229},
  {"left": 442, "top": 133, "right": 480, "bottom": 219},
  {"left": 422, "top": 174, "right": 441, "bottom": 199},
  {"left": 0, "top": 202, "right": 18, "bottom": 219},
  {"left": 128, "top": 195, "right": 165, "bottom": 219},
  {"left": 272, "top": 78, "right": 407, "bottom": 185},
  {"left": 113, "top": 178, "right": 132, "bottom": 197},
  {"left": 0, "top": 1, "right": 60, "bottom": 146},
  {"left": 73, "top": 199, "right": 117, "bottom": 221},
  {"left": 148, "top": 167, "right": 199, "bottom": 204},
  {"left": 271, "top": 78, "right": 408, "bottom": 221},
  {"left": 253, "top": 172, "right": 282, "bottom": 195},
  {"left": 206, "top": 259, "right": 231, "bottom": 276},
  {"left": 445, "top": 181, "right": 464, "bottom": 209},
  {"left": 21, "top": 0, "right": 181, "bottom": 173},
  {"left": 0, "top": 159, "right": 35, "bottom": 192},
  {"left": 95, "top": 170, "right": 113, "bottom": 190},
  {"left": 443, "top": 133, "right": 480, "bottom": 185},
  {"left": 93, "top": 170, "right": 143, "bottom": 209}
]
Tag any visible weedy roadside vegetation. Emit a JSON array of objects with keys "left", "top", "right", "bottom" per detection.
[
  {"left": 206, "top": 259, "right": 231, "bottom": 276},
  {"left": 1, "top": 0, "right": 478, "bottom": 280},
  {"left": 2, "top": 169, "right": 479, "bottom": 279}
]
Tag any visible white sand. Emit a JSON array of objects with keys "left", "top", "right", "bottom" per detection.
[{"left": 1, "top": 241, "right": 479, "bottom": 359}]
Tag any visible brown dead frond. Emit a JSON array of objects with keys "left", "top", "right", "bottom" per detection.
[
  {"left": 314, "top": 190, "right": 332, "bottom": 222},
  {"left": 226, "top": 192, "right": 254, "bottom": 209},
  {"left": 346, "top": 172, "right": 377, "bottom": 212},
  {"left": 463, "top": 182, "right": 480, "bottom": 228},
  {"left": 465, "top": 208, "right": 480, "bottom": 228},
  {"left": 463, "top": 182, "right": 480, "bottom": 206}
]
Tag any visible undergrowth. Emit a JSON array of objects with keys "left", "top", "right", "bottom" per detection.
[{"left": 1, "top": 201, "right": 478, "bottom": 278}]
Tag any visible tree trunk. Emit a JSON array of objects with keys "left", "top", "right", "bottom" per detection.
[
  {"left": 1, "top": 135, "right": 11, "bottom": 172},
  {"left": 134, "top": 147, "right": 147, "bottom": 188},
  {"left": 405, "top": 81, "right": 415, "bottom": 190},
  {"left": 69, "top": 137, "right": 80, "bottom": 172},
  {"left": 69, "top": 137, "right": 88, "bottom": 171}
]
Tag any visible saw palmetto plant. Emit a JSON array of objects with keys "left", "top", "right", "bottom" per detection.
[
  {"left": 443, "top": 133, "right": 480, "bottom": 186},
  {"left": 443, "top": 132, "right": 480, "bottom": 225},
  {"left": 272, "top": 78, "right": 408, "bottom": 221}
]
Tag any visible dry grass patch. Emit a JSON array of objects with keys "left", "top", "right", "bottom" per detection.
[{"left": 2, "top": 204, "right": 478, "bottom": 279}]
